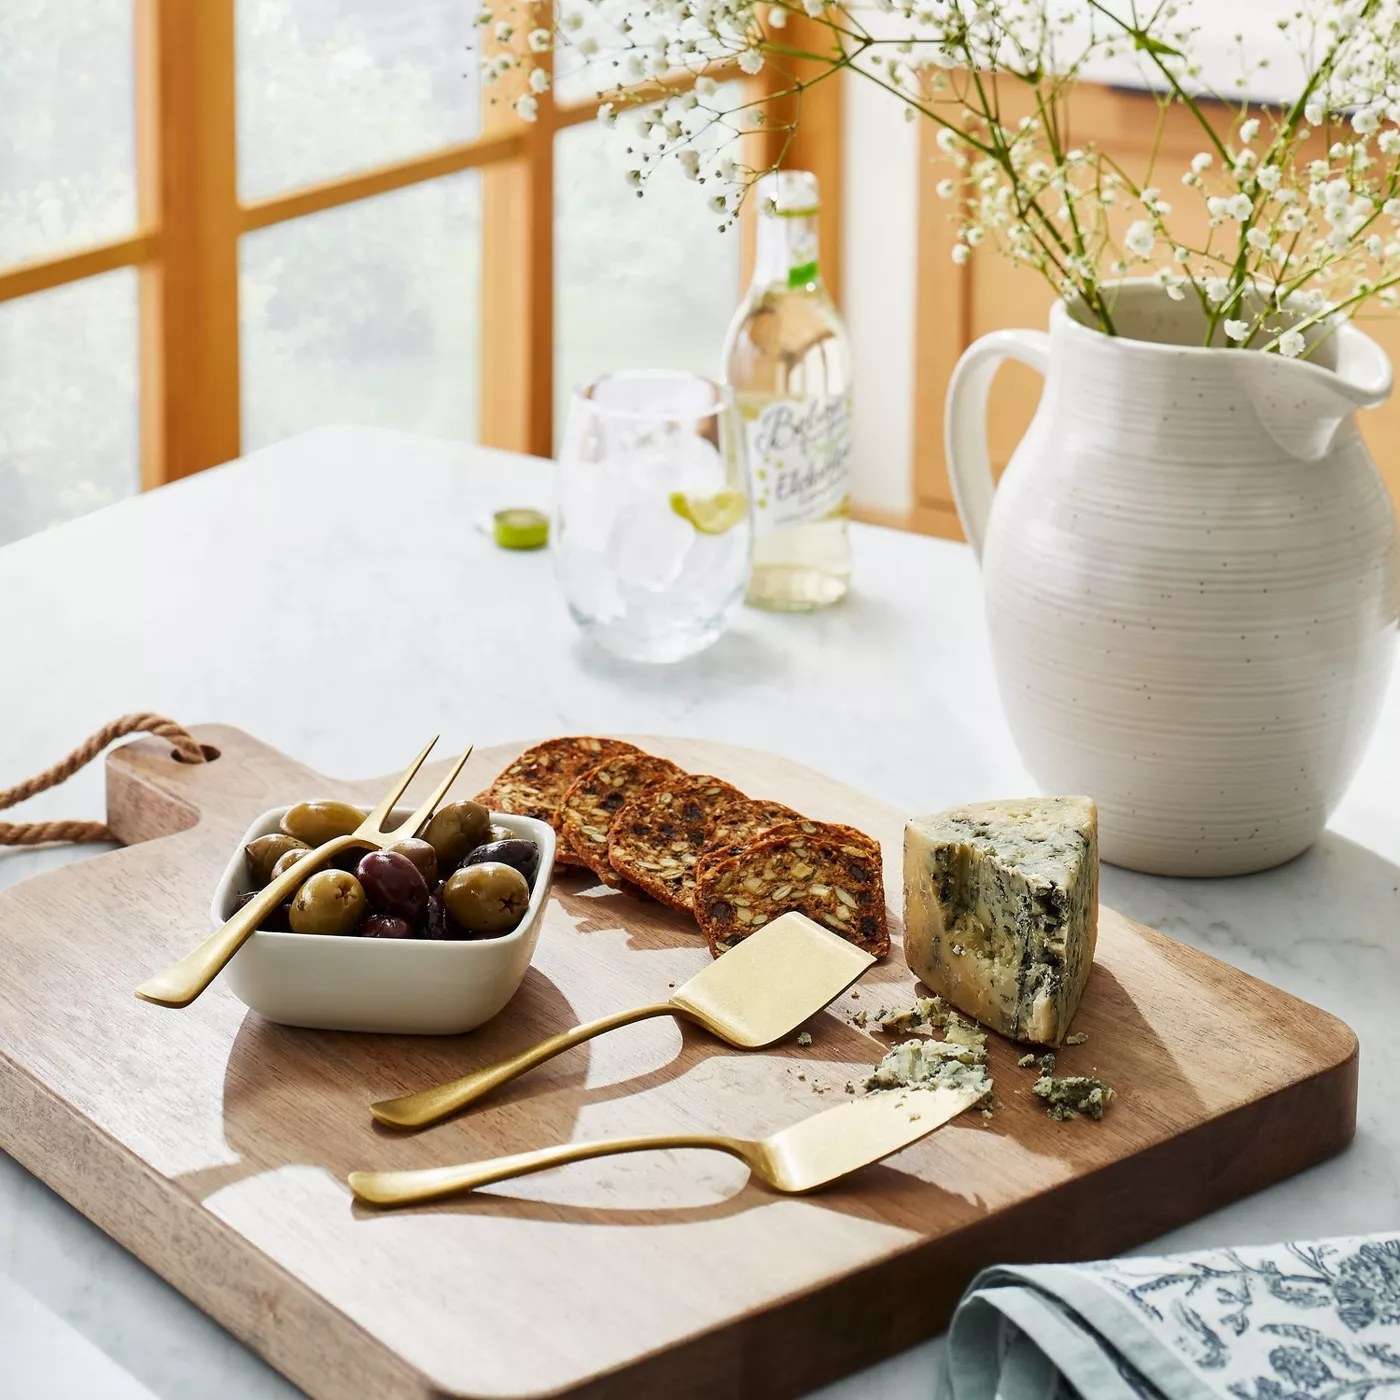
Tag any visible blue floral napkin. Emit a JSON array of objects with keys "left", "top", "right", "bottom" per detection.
[{"left": 945, "top": 1235, "right": 1400, "bottom": 1400}]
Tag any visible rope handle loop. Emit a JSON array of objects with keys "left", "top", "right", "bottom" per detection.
[{"left": 0, "top": 713, "right": 207, "bottom": 847}]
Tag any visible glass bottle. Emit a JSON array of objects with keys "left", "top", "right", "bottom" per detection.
[{"left": 722, "top": 169, "right": 853, "bottom": 610}]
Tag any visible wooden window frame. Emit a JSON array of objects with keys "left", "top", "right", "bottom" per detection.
[{"left": 0, "top": 1, "right": 845, "bottom": 490}]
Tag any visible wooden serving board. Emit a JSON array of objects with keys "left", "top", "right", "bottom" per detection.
[{"left": 0, "top": 728, "right": 1357, "bottom": 1400}]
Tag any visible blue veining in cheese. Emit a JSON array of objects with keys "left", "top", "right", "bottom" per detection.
[{"left": 902, "top": 797, "right": 1099, "bottom": 1046}]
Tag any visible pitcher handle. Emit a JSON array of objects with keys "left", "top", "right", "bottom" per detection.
[{"left": 944, "top": 329, "right": 1052, "bottom": 560}]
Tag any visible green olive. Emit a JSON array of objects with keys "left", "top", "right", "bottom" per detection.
[
  {"left": 442, "top": 862, "right": 530, "bottom": 936},
  {"left": 385, "top": 836, "right": 438, "bottom": 887},
  {"left": 422, "top": 800, "right": 492, "bottom": 864},
  {"left": 270, "top": 846, "right": 314, "bottom": 881},
  {"left": 289, "top": 869, "right": 368, "bottom": 936},
  {"left": 281, "top": 799, "right": 364, "bottom": 846},
  {"left": 245, "top": 833, "right": 310, "bottom": 887}
]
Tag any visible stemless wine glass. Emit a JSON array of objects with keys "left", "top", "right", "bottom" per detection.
[{"left": 553, "top": 370, "right": 752, "bottom": 663}]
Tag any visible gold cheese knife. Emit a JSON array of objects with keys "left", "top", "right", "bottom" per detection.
[
  {"left": 351, "top": 1084, "right": 983, "bottom": 1207},
  {"left": 370, "top": 911, "right": 876, "bottom": 1129}
]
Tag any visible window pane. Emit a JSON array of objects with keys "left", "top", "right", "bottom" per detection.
[
  {"left": 237, "top": 0, "right": 483, "bottom": 201},
  {"left": 0, "top": 270, "right": 140, "bottom": 545},
  {"left": 554, "top": 93, "right": 744, "bottom": 440},
  {"left": 0, "top": 3, "right": 136, "bottom": 265},
  {"left": 240, "top": 174, "right": 481, "bottom": 450}
]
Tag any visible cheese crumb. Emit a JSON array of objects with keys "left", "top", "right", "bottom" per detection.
[
  {"left": 1017, "top": 1053, "right": 1037, "bottom": 1069},
  {"left": 796, "top": 1031, "right": 812, "bottom": 1047},
  {"left": 1065, "top": 1032, "right": 1089, "bottom": 1045},
  {"left": 1034, "top": 1073, "right": 1115, "bottom": 1121}
]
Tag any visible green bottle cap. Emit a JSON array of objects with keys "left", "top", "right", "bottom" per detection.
[{"left": 493, "top": 508, "right": 549, "bottom": 550}]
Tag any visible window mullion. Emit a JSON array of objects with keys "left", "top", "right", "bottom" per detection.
[{"left": 135, "top": 0, "right": 241, "bottom": 488}]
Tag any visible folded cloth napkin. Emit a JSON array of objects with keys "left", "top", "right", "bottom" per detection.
[{"left": 945, "top": 1235, "right": 1400, "bottom": 1400}]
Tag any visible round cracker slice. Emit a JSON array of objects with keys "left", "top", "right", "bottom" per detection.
[
  {"left": 693, "top": 828, "right": 889, "bottom": 959},
  {"left": 607, "top": 773, "right": 746, "bottom": 913},
  {"left": 559, "top": 752, "right": 686, "bottom": 884},
  {"left": 476, "top": 737, "right": 639, "bottom": 864}
]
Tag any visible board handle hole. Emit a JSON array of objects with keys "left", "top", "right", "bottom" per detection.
[{"left": 172, "top": 744, "right": 221, "bottom": 764}]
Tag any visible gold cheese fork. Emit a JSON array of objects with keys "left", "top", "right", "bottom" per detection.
[
  {"left": 370, "top": 911, "right": 876, "bottom": 1130},
  {"left": 134, "top": 736, "right": 474, "bottom": 1009},
  {"left": 351, "top": 1084, "right": 983, "bottom": 1207}
]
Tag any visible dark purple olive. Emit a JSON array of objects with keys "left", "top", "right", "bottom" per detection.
[
  {"left": 385, "top": 836, "right": 438, "bottom": 887},
  {"left": 362, "top": 913, "right": 418, "bottom": 940},
  {"left": 356, "top": 850, "right": 430, "bottom": 923},
  {"left": 460, "top": 838, "right": 539, "bottom": 885},
  {"left": 425, "top": 890, "right": 452, "bottom": 940}
]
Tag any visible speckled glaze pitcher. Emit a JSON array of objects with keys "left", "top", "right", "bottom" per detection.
[{"left": 946, "top": 281, "right": 1400, "bottom": 876}]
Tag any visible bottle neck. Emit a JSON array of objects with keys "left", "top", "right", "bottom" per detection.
[{"left": 753, "top": 209, "right": 822, "bottom": 292}]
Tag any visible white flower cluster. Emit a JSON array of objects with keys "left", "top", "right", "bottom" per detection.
[{"left": 477, "top": 0, "right": 1400, "bottom": 350}]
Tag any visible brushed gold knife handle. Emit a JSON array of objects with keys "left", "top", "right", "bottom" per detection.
[
  {"left": 134, "top": 833, "right": 360, "bottom": 1008},
  {"left": 349, "top": 1131, "right": 751, "bottom": 1207},
  {"left": 370, "top": 1002, "right": 687, "bottom": 1129}
]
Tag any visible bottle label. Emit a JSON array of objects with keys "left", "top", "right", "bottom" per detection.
[{"left": 742, "top": 392, "right": 852, "bottom": 536}]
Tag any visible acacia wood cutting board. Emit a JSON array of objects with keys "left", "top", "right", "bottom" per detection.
[{"left": 0, "top": 727, "right": 1358, "bottom": 1400}]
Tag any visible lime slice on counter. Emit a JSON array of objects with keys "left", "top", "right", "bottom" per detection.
[
  {"left": 668, "top": 489, "right": 748, "bottom": 535},
  {"left": 493, "top": 508, "right": 549, "bottom": 550}
]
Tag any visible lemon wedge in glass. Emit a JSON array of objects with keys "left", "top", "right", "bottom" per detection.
[{"left": 668, "top": 489, "right": 748, "bottom": 535}]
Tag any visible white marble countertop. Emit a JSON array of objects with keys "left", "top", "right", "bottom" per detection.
[{"left": 1, "top": 426, "right": 1397, "bottom": 1400}]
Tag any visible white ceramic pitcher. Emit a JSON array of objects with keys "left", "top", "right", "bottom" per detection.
[{"left": 946, "top": 281, "right": 1400, "bottom": 876}]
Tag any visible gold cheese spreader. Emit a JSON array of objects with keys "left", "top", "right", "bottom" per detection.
[
  {"left": 370, "top": 911, "right": 876, "bottom": 1130},
  {"left": 352, "top": 1083, "right": 982, "bottom": 1207}
]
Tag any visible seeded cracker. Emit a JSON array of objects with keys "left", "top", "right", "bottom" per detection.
[
  {"left": 694, "top": 829, "right": 890, "bottom": 959},
  {"left": 559, "top": 752, "right": 685, "bottom": 885},
  {"left": 477, "top": 737, "right": 640, "bottom": 866},
  {"left": 698, "top": 798, "right": 804, "bottom": 871},
  {"left": 607, "top": 773, "right": 747, "bottom": 912}
]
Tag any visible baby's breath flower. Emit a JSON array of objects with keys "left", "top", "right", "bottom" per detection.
[
  {"left": 677, "top": 149, "right": 700, "bottom": 180},
  {"left": 738, "top": 48, "right": 764, "bottom": 74},
  {"left": 1191, "top": 152, "right": 1213, "bottom": 174},
  {"left": 1277, "top": 329, "right": 1307, "bottom": 358},
  {"left": 695, "top": 76, "right": 717, "bottom": 98},
  {"left": 1257, "top": 165, "right": 1282, "bottom": 191},
  {"left": 951, "top": 243, "right": 970, "bottom": 265},
  {"left": 494, "top": 21, "right": 513, "bottom": 42},
  {"left": 1223, "top": 319, "right": 1250, "bottom": 341},
  {"left": 598, "top": 102, "right": 617, "bottom": 127},
  {"left": 515, "top": 94, "right": 539, "bottom": 122},
  {"left": 1204, "top": 277, "right": 1231, "bottom": 305},
  {"left": 529, "top": 67, "right": 550, "bottom": 93},
  {"left": 768, "top": 4, "right": 788, "bottom": 26},
  {"left": 935, "top": 178, "right": 957, "bottom": 198},
  {"left": 1305, "top": 101, "right": 1325, "bottom": 127},
  {"left": 527, "top": 28, "right": 550, "bottom": 53},
  {"left": 1124, "top": 220, "right": 1155, "bottom": 258},
  {"left": 1239, "top": 118, "right": 1260, "bottom": 144}
]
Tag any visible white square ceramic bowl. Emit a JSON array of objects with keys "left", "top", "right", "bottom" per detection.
[{"left": 211, "top": 804, "right": 555, "bottom": 1034}]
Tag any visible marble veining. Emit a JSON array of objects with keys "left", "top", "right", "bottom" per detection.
[{"left": 0, "top": 427, "right": 1396, "bottom": 1400}]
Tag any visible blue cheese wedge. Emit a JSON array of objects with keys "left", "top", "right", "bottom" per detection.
[{"left": 903, "top": 797, "right": 1098, "bottom": 1046}]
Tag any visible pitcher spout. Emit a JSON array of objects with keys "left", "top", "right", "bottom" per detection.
[{"left": 1240, "top": 321, "right": 1393, "bottom": 462}]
